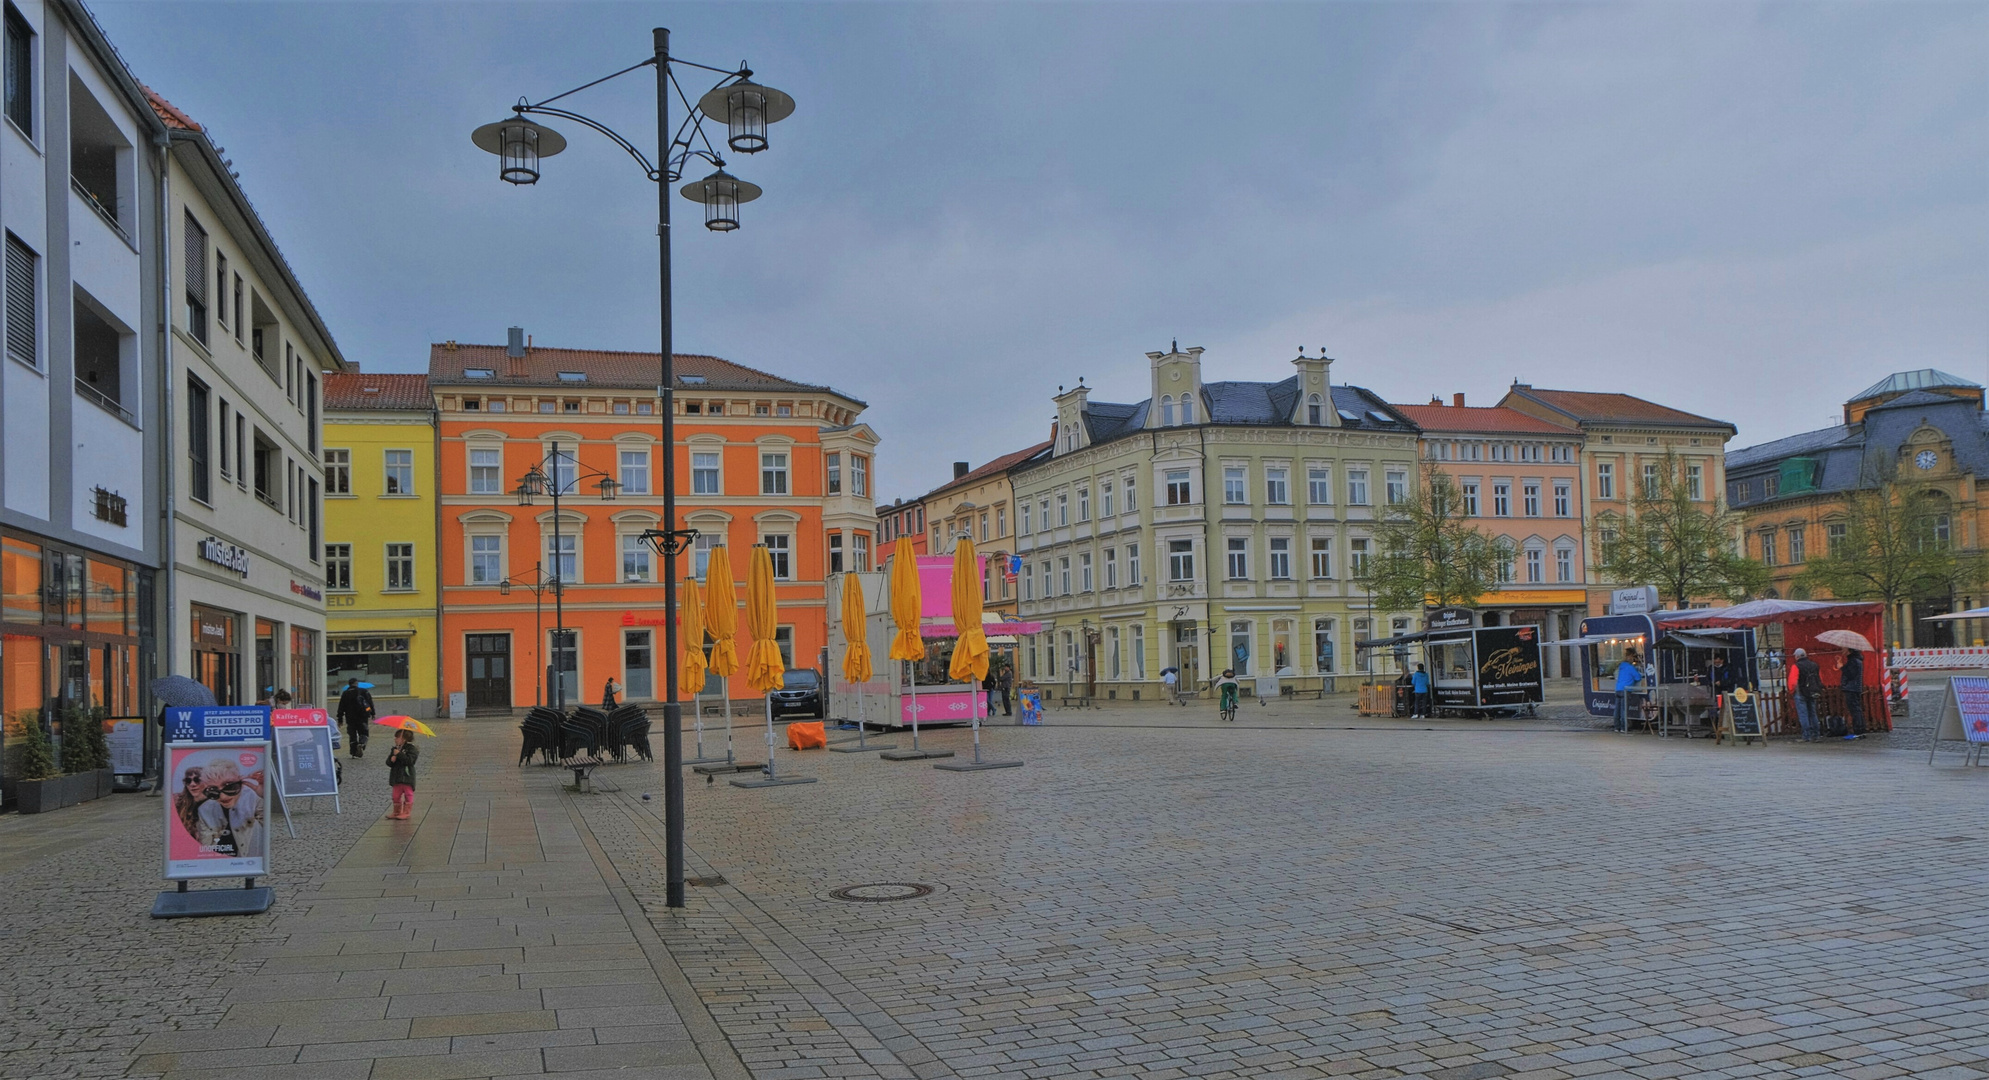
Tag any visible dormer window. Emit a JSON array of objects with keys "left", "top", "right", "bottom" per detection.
[
  {"left": 681, "top": 374, "right": 707, "bottom": 385},
  {"left": 1307, "top": 394, "right": 1322, "bottom": 425},
  {"left": 465, "top": 368, "right": 494, "bottom": 379},
  {"left": 557, "top": 371, "right": 586, "bottom": 383},
  {"left": 1180, "top": 395, "right": 1194, "bottom": 424},
  {"left": 1161, "top": 395, "right": 1175, "bottom": 426}
]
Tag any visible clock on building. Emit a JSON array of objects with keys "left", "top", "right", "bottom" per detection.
[{"left": 1916, "top": 450, "right": 1939, "bottom": 470}]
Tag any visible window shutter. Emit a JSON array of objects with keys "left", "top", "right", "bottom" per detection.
[
  {"left": 5, "top": 234, "right": 34, "bottom": 367},
  {"left": 183, "top": 214, "right": 206, "bottom": 303}
]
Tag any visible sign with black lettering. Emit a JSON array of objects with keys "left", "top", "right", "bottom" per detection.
[{"left": 1721, "top": 688, "right": 1764, "bottom": 744}]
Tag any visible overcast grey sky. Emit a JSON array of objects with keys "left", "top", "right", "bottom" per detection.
[{"left": 94, "top": 1, "right": 1986, "bottom": 496}]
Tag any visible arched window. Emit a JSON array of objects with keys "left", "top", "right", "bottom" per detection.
[
  {"left": 1160, "top": 396, "right": 1175, "bottom": 426},
  {"left": 1307, "top": 393, "right": 1323, "bottom": 425},
  {"left": 1180, "top": 395, "right": 1195, "bottom": 424}
]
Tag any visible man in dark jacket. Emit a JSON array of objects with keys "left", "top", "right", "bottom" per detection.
[
  {"left": 1839, "top": 650, "right": 1865, "bottom": 739},
  {"left": 997, "top": 665, "right": 1013, "bottom": 717},
  {"left": 336, "top": 677, "right": 375, "bottom": 757},
  {"left": 1792, "top": 648, "right": 1823, "bottom": 742}
]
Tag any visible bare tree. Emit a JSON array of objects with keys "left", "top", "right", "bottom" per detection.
[
  {"left": 1795, "top": 457, "right": 1983, "bottom": 644},
  {"left": 1591, "top": 449, "right": 1766, "bottom": 609},
  {"left": 1364, "top": 463, "right": 1503, "bottom": 613}
]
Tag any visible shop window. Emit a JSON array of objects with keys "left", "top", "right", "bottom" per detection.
[
  {"left": 1314, "top": 618, "right": 1336, "bottom": 674},
  {"left": 624, "top": 629, "right": 653, "bottom": 699},
  {"left": 327, "top": 636, "right": 410, "bottom": 699},
  {"left": 2, "top": 535, "right": 41, "bottom": 622}
]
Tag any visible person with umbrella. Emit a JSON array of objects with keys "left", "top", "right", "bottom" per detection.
[{"left": 336, "top": 677, "right": 375, "bottom": 757}]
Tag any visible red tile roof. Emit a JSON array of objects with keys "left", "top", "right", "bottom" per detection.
[
  {"left": 1391, "top": 403, "right": 1574, "bottom": 436},
  {"left": 1509, "top": 387, "right": 1731, "bottom": 429},
  {"left": 143, "top": 86, "right": 199, "bottom": 131},
  {"left": 323, "top": 373, "right": 431, "bottom": 412},
  {"left": 923, "top": 441, "right": 1053, "bottom": 500},
  {"left": 427, "top": 342, "right": 847, "bottom": 398}
]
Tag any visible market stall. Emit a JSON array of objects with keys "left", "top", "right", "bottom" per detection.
[
  {"left": 1660, "top": 599, "right": 1888, "bottom": 737},
  {"left": 1354, "top": 615, "right": 1546, "bottom": 718}
]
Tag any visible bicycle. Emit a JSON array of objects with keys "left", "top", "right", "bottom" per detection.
[{"left": 1216, "top": 681, "right": 1239, "bottom": 722}]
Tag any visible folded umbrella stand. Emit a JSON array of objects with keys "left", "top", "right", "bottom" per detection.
[
  {"left": 732, "top": 544, "right": 817, "bottom": 789},
  {"left": 831, "top": 569, "right": 893, "bottom": 754},
  {"left": 879, "top": 536, "right": 952, "bottom": 762},
  {"left": 690, "top": 547, "right": 761, "bottom": 778},
  {"left": 931, "top": 537, "right": 1020, "bottom": 773}
]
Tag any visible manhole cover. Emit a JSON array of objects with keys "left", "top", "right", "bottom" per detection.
[
  {"left": 686, "top": 875, "right": 726, "bottom": 887},
  {"left": 828, "top": 882, "right": 936, "bottom": 903}
]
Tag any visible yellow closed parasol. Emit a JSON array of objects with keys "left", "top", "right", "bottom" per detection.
[
  {"left": 888, "top": 536, "right": 924, "bottom": 662},
  {"left": 947, "top": 536, "right": 989, "bottom": 685},
  {"left": 841, "top": 572, "right": 872, "bottom": 685},
  {"left": 744, "top": 544, "right": 786, "bottom": 695},
  {"left": 705, "top": 545, "right": 739, "bottom": 678},
  {"left": 680, "top": 577, "right": 708, "bottom": 696}
]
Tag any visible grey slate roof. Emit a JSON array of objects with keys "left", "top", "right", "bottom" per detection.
[
  {"left": 1726, "top": 424, "right": 1858, "bottom": 470},
  {"left": 1074, "top": 380, "right": 1413, "bottom": 450},
  {"left": 1727, "top": 391, "right": 1989, "bottom": 509}
]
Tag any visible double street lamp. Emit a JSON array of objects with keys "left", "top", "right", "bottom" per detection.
[
  {"left": 498, "top": 563, "right": 557, "bottom": 708},
  {"left": 473, "top": 30, "right": 795, "bottom": 909},
  {"left": 511, "top": 443, "right": 619, "bottom": 713}
]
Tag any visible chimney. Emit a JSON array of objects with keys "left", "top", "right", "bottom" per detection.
[
  {"left": 953, "top": 461, "right": 970, "bottom": 480},
  {"left": 345, "top": 361, "right": 361, "bottom": 373},
  {"left": 1453, "top": 393, "right": 1465, "bottom": 408},
  {"left": 506, "top": 327, "right": 526, "bottom": 358}
]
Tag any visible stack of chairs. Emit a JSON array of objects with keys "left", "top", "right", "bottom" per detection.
[
  {"left": 605, "top": 705, "right": 653, "bottom": 762},
  {"left": 562, "top": 706, "right": 608, "bottom": 760},
  {"left": 518, "top": 707, "right": 564, "bottom": 766}
]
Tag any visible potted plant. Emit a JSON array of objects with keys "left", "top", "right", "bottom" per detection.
[
  {"left": 13, "top": 714, "right": 61, "bottom": 814},
  {"left": 58, "top": 702, "right": 106, "bottom": 806}
]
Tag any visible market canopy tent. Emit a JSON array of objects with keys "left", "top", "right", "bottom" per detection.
[{"left": 1659, "top": 599, "right": 1889, "bottom": 733}]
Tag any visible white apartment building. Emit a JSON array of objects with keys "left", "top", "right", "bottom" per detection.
[
  {"left": 1, "top": 0, "right": 164, "bottom": 794},
  {"left": 152, "top": 88, "right": 344, "bottom": 708}
]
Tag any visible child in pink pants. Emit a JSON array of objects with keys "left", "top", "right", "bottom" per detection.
[{"left": 385, "top": 730, "right": 419, "bottom": 819}]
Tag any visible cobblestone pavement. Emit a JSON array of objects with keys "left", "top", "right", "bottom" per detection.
[{"left": 5, "top": 693, "right": 1988, "bottom": 1080}]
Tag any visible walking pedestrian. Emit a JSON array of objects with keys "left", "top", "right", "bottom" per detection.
[
  {"left": 601, "top": 678, "right": 622, "bottom": 709},
  {"left": 336, "top": 677, "right": 374, "bottom": 758},
  {"left": 997, "top": 664, "right": 1014, "bottom": 717},
  {"left": 1162, "top": 667, "right": 1179, "bottom": 705},
  {"left": 1840, "top": 649, "right": 1866, "bottom": 739},
  {"left": 1410, "top": 663, "right": 1432, "bottom": 719},
  {"left": 1792, "top": 648, "right": 1823, "bottom": 742},
  {"left": 385, "top": 730, "right": 418, "bottom": 820},
  {"left": 983, "top": 670, "right": 998, "bottom": 717},
  {"left": 1614, "top": 649, "right": 1645, "bottom": 734}
]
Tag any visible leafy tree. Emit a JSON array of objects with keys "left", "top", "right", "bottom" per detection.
[
  {"left": 1591, "top": 449, "right": 1766, "bottom": 609},
  {"left": 1795, "top": 459, "right": 1983, "bottom": 645},
  {"left": 1364, "top": 463, "right": 1503, "bottom": 613}
]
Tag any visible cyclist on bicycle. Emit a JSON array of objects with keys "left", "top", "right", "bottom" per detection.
[{"left": 1215, "top": 669, "right": 1240, "bottom": 720}]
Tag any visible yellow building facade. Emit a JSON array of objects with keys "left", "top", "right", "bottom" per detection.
[{"left": 321, "top": 373, "right": 441, "bottom": 717}]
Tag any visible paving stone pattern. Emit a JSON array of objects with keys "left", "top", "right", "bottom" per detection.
[{"left": 5, "top": 701, "right": 1989, "bottom": 1080}]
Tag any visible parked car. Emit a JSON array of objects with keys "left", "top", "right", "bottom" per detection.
[{"left": 770, "top": 669, "right": 825, "bottom": 718}]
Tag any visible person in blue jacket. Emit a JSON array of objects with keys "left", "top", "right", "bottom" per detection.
[
  {"left": 1410, "top": 664, "right": 1432, "bottom": 719},
  {"left": 1614, "top": 648, "right": 1646, "bottom": 733}
]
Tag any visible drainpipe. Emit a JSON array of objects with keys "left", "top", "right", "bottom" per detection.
[
  {"left": 432, "top": 399, "right": 444, "bottom": 718},
  {"left": 154, "top": 132, "right": 175, "bottom": 780}
]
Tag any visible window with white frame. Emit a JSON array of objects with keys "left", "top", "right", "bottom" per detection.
[
  {"left": 1079, "top": 552, "right": 1092, "bottom": 592},
  {"left": 469, "top": 448, "right": 502, "bottom": 494},
  {"left": 547, "top": 532, "right": 577, "bottom": 583},
  {"left": 1314, "top": 618, "right": 1336, "bottom": 674},
  {"left": 1100, "top": 481, "right": 1114, "bottom": 517},
  {"left": 1349, "top": 537, "right": 1370, "bottom": 577},
  {"left": 763, "top": 534, "right": 791, "bottom": 579},
  {"left": 1308, "top": 466, "right": 1332, "bottom": 505},
  {"left": 1123, "top": 474, "right": 1138, "bottom": 510},
  {"left": 828, "top": 532, "right": 844, "bottom": 574},
  {"left": 1268, "top": 537, "right": 1291, "bottom": 579},
  {"left": 1077, "top": 486, "right": 1090, "bottom": 522},
  {"left": 384, "top": 450, "right": 414, "bottom": 495},
  {"left": 761, "top": 452, "right": 789, "bottom": 495},
  {"left": 1554, "top": 480, "right": 1571, "bottom": 517},
  {"left": 1056, "top": 491, "right": 1068, "bottom": 525},
  {"left": 324, "top": 448, "right": 350, "bottom": 495},
  {"left": 1524, "top": 544, "right": 1543, "bottom": 583},
  {"left": 1132, "top": 623, "right": 1146, "bottom": 679},
  {"left": 325, "top": 543, "right": 352, "bottom": 591},
  {"left": 1523, "top": 482, "right": 1540, "bottom": 517},
  {"left": 1385, "top": 470, "right": 1407, "bottom": 505},
  {"left": 622, "top": 534, "right": 653, "bottom": 582},
  {"left": 1266, "top": 467, "right": 1290, "bottom": 506},
  {"left": 1347, "top": 469, "right": 1369, "bottom": 506},
  {"left": 1169, "top": 539, "right": 1194, "bottom": 581},
  {"left": 692, "top": 451, "right": 721, "bottom": 495},
  {"left": 619, "top": 449, "right": 650, "bottom": 494},
  {"left": 851, "top": 455, "right": 868, "bottom": 497},
  {"left": 470, "top": 535, "right": 502, "bottom": 584},
  {"left": 826, "top": 452, "right": 841, "bottom": 494},
  {"left": 1686, "top": 463, "right": 1703, "bottom": 501},
  {"left": 1226, "top": 536, "right": 1248, "bottom": 580},
  {"left": 1022, "top": 563, "right": 1034, "bottom": 601},
  {"left": 1643, "top": 463, "right": 1661, "bottom": 499},
  {"left": 1020, "top": 501, "right": 1032, "bottom": 535},
  {"left": 1038, "top": 498, "right": 1050, "bottom": 531},
  {"left": 1224, "top": 467, "right": 1246, "bottom": 504},
  {"left": 692, "top": 532, "right": 718, "bottom": 579},
  {"left": 546, "top": 446, "right": 578, "bottom": 494},
  {"left": 1555, "top": 543, "right": 1574, "bottom": 582},
  {"left": 1166, "top": 470, "right": 1192, "bottom": 505},
  {"left": 1108, "top": 626, "right": 1121, "bottom": 679},
  {"left": 1462, "top": 481, "right": 1479, "bottom": 516},
  {"left": 1307, "top": 394, "right": 1323, "bottom": 425},
  {"left": 1493, "top": 482, "right": 1510, "bottom": 516},
  {"left": 1039, "top": 560, "right": 1050, "bottom": 598},
  {"left": 1104, "top": 547, "right": 1118, "bottom": 588},
  {"left": 1495, "top": 539, "right": 1515, "bottom": 583},
  {"left": 1058, "top": 556, "right": 1071, "bottom": 595},
  {"left": 385, "top": 543, "right": 415, "bottom": 591},
  {"left": 1126, "top": 542, "right": 1140, "bottom": 586},
  {"left": 1310, "top": 536, "right": 1332, "bottom": 578},
  {"left": 1597, "top": 462, "right": 1615, "bottom": 499},
  {"left": 1180, "top": 395, "right": 1194, "bottom": 424},
  {"left": 852, "top": 531, "right": 870, "bottom": 571},
  {"left": 996, "top": 507, "right": 1006, "bottom": 536}
]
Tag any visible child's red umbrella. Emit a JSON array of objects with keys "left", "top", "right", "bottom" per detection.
[{"left": 373, "top": 715, "right": 436, "bottom": 737}]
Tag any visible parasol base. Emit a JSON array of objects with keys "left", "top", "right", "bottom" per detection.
[
  {"left": 935, "top": 759, "right": 1023, "bottom": 772},
  {"left": 683, "top": 755, "right": 732, "bottom": 766},
  {"left": 729, "top": 774, "right": 819, "bottom": 789},
  {"left": 830, "top": 742, "right": 896, "bottom": 754},
  {"left": 152, "top": 886, "right": 274, "bottom": 918},
  {"left": 879, "top": 748, "right": 954, "bottom": 761},
  {"left": 693, "top": 761, "right": 763, "bottom": 776}
]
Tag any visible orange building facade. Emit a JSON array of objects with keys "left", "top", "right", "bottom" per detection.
[{"left": 431, "top": 337, "right": 876, "bottom": 713}]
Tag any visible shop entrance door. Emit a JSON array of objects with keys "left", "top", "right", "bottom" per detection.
[{"left": 466, "top": 634, "right": 511, "bottom": 711}]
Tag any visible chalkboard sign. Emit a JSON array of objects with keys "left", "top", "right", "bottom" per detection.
[{"left": 1722, "top": 690, "right": 1764, "bottom": 744}]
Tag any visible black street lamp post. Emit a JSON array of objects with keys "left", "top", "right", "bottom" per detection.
[
  {"left": 499, "top": 562, "right": 556, "bottom": 707},
  {"left": 512, "top": 442, "right": 621, "bottom": 712},
  {"left": 474, "top": 30, "right": 792, "bottom": 909}
]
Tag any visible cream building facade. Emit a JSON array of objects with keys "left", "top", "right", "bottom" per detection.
[
  {"left": 921, "top": 442, "right": 1052, "bottom": 621},
  {"left": 1013, "top": 346, "right": 1421, "bottom": 700}
]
